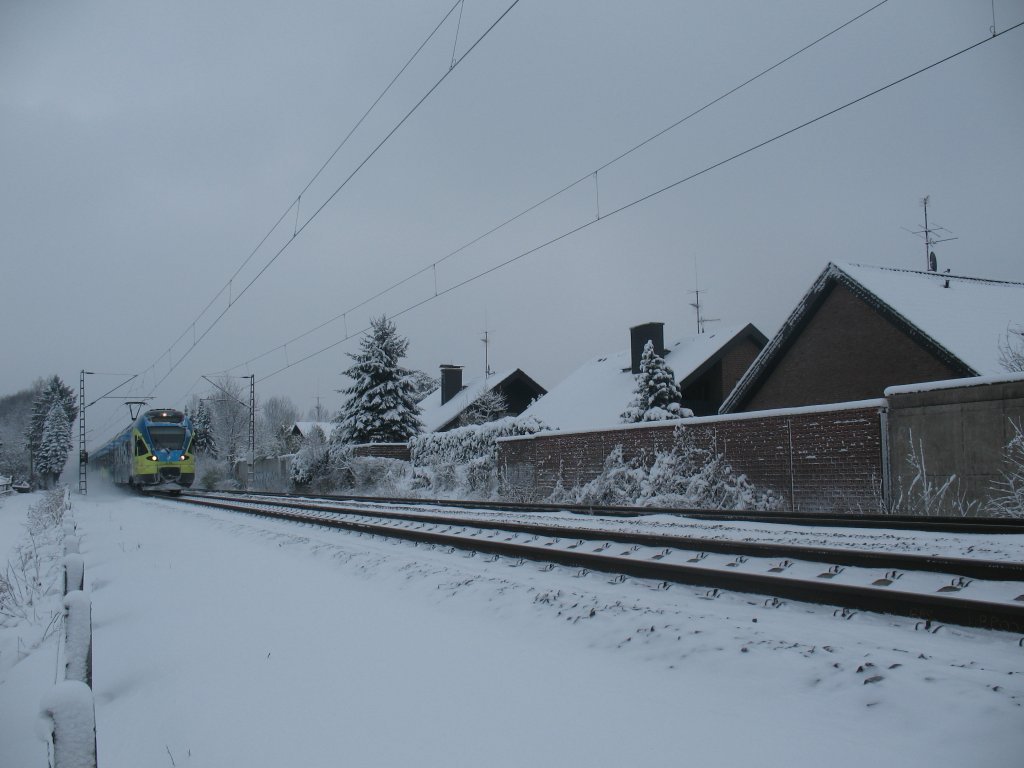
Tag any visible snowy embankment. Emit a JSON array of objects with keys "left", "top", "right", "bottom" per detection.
[{"left": 4, "top": 486, "right": 1024, "bottom": 767}]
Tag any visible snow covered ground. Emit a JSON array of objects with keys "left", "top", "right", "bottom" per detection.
[{"left": 2, "top": 485, "right": 1023, "bottom": 767}]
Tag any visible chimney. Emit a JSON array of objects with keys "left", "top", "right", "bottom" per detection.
[
  {"left": 629, "top": 322, "right": 665, "bottom": 374},
  {"left": 439, "top": 365, "right": 464, "bottom": 405}
]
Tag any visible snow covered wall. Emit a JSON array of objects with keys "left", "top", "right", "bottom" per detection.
[{"left": 499, "top": 401, "right": 885, "bottom": 512}]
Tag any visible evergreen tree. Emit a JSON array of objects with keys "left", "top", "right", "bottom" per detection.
[
  {"left": 25, "top": 375, "right": 77, "bottom": 457},
  {"left": 621, "top": 340, "right": 687, "bottom": 423},
  {"left": 36, "top": 402, "right": 71, "bottom": 487},
  {"left": 335, "top": 316, "right": 423, "bottom": 444},
  {"left": 190, "top": 400, "right": 216, "bottom": 456}
]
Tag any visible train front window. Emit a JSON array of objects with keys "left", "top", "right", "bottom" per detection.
[{"left": 148, "top": 426, "right": 187, "bottom": 451}]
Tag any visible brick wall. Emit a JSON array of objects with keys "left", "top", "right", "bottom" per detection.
[
  {"left": 352, "top": 443, "right": 411, "bottom": 461},
  {"left": 745, "top": 283, "right": 960, "bottom": 411},
  {"left": 497, "top": 402, "right": 884, "bottom": 512}
]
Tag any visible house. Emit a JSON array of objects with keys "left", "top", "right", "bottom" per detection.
[
  {"left": 721, "top": 262, "right": 1024, "bottom": 413},
  {"left": 522, "top": 321, "right": 767, "bottom": 431},
  {"left": 416, "top": 365, "right": 547, "bottom": 433},
  {"left": 286, "top": 421, "right": 340, "bottom": 452}
]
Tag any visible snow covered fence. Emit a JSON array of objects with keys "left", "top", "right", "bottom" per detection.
[
  {"left": 0, "top": 474, "right": 12, "bottom": 494},
  {"left": 64, "top": 535, "right": 81, "bottom": 556},
  {"left": 63, "top": 554, "right": 85, "bottom": 595},
  {"left": 63, "top": 591, "right": 93, "bottom": 688},
  {"left": 39, "top": 681, "right": 98, "bottom": 768}
]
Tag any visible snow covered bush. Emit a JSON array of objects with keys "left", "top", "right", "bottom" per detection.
[
  {"left": 410, "top": 415, "right": 549, "bottom": 498},
  {"left": 554, "top": 426, "right": 781, "bottom": 510},
  {"left": 621, "top": 340, "right": 692, "bottom": 423},
  {"left": 986, "top": 420, "right": 1024, "bottom": 517},
  {"left": 289, "top": 425, "right": 331, "bottom": 489},
  {"left": 1, "top": 487, "right": 66, "bottom": 628},
  {"left": 884, "top": 430, "right": 979, "bottom": 517}
]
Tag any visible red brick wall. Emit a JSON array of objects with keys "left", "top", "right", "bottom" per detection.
[
  {"left": 744, "top": 284, "right": 959, "bottom": 411},
  {"left": 352, "top": 443, "right": 411, "bottom": 461},
  {"left": 497, "top": 404, "right": 884, "bottom": 512}
]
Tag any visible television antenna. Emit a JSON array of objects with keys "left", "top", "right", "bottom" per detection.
[{"left": 903, "top": 195, "right": 957, "bottom": 271}]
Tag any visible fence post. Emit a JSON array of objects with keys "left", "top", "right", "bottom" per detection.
[
  {"left": 63, "top": 591, "right": 93, "bottom": 688},
  {"left": 63, "top": 554, "right": 85, "bottom": 595},
  {"left": 40, "top": 680, "right": 98, "bottom": 768},
  {"left": 64, "top": 536, "right": 81, "bottom": 556}
]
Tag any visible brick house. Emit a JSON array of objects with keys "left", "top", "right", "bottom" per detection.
[
  {"left": 721, "top": 262, "right": 1024, "bottom": 413},
  {"left": 522, "top": 321, "right": 766, "bottom": 430}
]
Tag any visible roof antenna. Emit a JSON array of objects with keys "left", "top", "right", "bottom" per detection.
[
  {"left": 688, "top": 255, "right": 719, "bottom": 334},
  {"left": 903, "top": 195, "right": 957, "bottom": 271},
  {"left": 481, "top": 312, "right": 493, "bottom": 378}
]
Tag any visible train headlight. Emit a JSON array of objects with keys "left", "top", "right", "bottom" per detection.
[
  {"left": 148, "top": 455, "right": 158, "bottom": 461},
  {"left": 179, "top": 454, "right": 189, "bottom": 461}
]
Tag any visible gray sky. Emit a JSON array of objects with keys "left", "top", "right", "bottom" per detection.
[{"left": 2, "top": 0, "right": 1022, "bottom": 447}]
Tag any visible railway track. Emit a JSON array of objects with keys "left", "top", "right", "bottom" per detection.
[
  {"left": 170, "top": 491, "right": 1024, "bottom": 633},
  {"left": 191, "top": 489, "right": 1024, "bottom": 534}
]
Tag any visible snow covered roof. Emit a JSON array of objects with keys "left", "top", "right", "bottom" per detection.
[
  {"left": 417, "top": 368, "right": 530, "bottom": 432},
  {"left": 721, "top": 262, "right": 1024, "bottom": 413},
  {"left": 523, "top": 325, "right": 762, "bottom": 432},
  {"left": 290, "top": 421, "right": 340, "bottom": 440}
]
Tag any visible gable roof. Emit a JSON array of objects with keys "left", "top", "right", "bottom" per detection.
[
  {"left": 523, "top": 324, "right": 764, "bottom": 432},
  {"left": 721, "top": 262, "right": 1024, "bottom": 413},
  {"left": 416, "top": 368, "right": 544, "bottom": 432},
  {"left": 290, "top": 421, "right": 340, "bottom": 440}
]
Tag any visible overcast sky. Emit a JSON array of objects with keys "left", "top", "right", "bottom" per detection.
[{"left": 2, "top": 0, "right": 1022, "bottom": 446}]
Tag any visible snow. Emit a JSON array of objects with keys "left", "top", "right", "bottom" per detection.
[
  {"left": 836, "top": 263, "right": 1024, "bottom": 376},
  {"left": 884, "top": 371, "right": 1024, "bottom": 397},
  {"left": 523, "top": 326, "right": 753, "bottom": 432},
  {"left": 417, "top": 367, "right": 519, "bottom": 432},
  {"left": 39, "top": 680, "right": 96, "bottom": 768},
  {"left": 63, "top": 591, "right": 91, "bottom": 685},
  {"left": 3, "top": 487, "right": 1024, "bottom": 767}
]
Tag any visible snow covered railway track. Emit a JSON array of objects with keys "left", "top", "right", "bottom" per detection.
[
  {"left": 169, "top": 494, "right": 1024, "bottom": 633},
  {"left": 193, "top": 489, "right": 1024, "bottom": 534}
]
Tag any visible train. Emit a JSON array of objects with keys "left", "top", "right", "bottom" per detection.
[{"left": 92, "top": 408, "right": 196, "bottom": 492}]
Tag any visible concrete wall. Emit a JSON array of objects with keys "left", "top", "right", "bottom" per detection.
[{"left": 886, "top": 377, "right": 1024, "bottom": 514}]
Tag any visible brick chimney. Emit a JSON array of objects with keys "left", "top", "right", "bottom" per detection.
[
  {"left": 629, "top": 322, "right": 665, "bottom": 374},
  {"left": 439, "top": 364, "right": 464, "bottom": 405}
]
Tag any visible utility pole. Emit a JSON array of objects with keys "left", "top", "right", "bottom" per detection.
[
  {"left": 247, "top": 374, "right": 255, "bottom": 490},
  {"left": 79, "top": 371, "right": 88, "bottom": 494}
]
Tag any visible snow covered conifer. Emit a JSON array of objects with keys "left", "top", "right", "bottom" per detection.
[
  {"left": 36, "top": 402, "right": 71, "bottom": 487},
  {"left": 335, "top": 316, "right": 423, "bottom": 444},
  {"left": 621, "top": 340, "right": 687, "bottom": 423},
  {"left": 26, "top": 375, "right": 77, "bottom": 458},
  {"left": 190, "top": 399, "right": 216, "bottom": 456}
]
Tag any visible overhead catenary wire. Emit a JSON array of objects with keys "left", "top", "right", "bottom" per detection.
[
  {"left": 248, "top": 19, "right": 1024, "bottom": 385},
  {"left": 213, "top": 0, "right": 894, "bottom": 376},
  {"left": 143, "top": 0, "right": 521, "bottom": 395}
]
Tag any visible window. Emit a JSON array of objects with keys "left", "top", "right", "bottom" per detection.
[
  {"left": 135, "top": 437, "right": 148, "bottom": 456},
  {"left": 148, "top": 426, "right": 187, "bottom": 451}
]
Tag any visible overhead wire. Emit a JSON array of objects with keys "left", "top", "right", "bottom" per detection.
[
  {"left": 212, "top": 0, "right": 894, "bottom": 377},
  {"left": 143, "top": 0, "right": 522, "bottom": 395},
  {"left": 248, "top": 19, "right": 1024, "bottom": 385}
]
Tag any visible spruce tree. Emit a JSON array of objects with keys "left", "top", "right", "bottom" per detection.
[
  {"left": 335, "top": 316, "right": 423, "bottom": 444},
  {"left": 25, "top": 375, "right": 77, "bottom": 457},
  {"left": 190, "top": 400, "right": 216, "bottom": 456},
  {"left": 36, "top": 402, "right": 72, "bottom": 487},
  {"left": 621, "top": 340, "right": 686, "bottom": 423}
]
